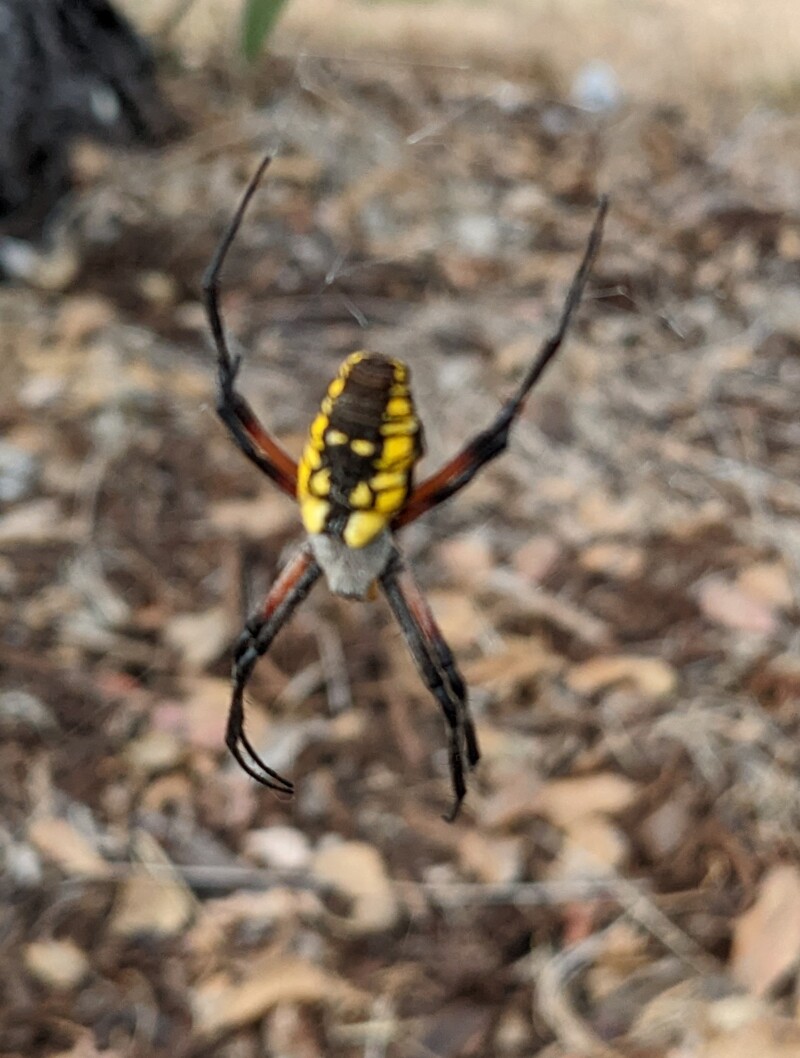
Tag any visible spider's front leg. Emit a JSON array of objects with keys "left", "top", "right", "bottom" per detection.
[
  {"left": 380, "top": 549, "right": 480, "bottom": 821},
  {"left": 395, "top": 195, "right": 608, "bottom": 527},
  {"left": 226, "top": 545, "right": 322, "bottom": 793},
  {"left": 202, "top": 153, "right": 299, "bottom": 499}
]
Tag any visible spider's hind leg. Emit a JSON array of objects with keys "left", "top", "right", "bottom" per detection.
[
  {"left": 224, "top": 545, "right": 322, "bottom": 794},
  {"left": 380, "top": 550, "right": 480, "bottom": 822}
]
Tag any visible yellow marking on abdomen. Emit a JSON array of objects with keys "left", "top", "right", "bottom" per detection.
[
  {"left": 305, "top": 446, "right": 322, "bottom": 470},
  {"left": 348, "top": 481, "right": 373, "bottom": 509},
  {"left": 386, "top": 397, "right": 411, "bottom": 419},
  {"left": 375, "top": 486, "right": 407, "bottom": 514},
  {"left": 370, "top": 470, "right": 407, "bottom": 491},
  {"left": 343, "top": 510, "right": 386, "bottom": 548},
  {"left": 310, "top": 414, "right": 328, "bottom": 443},
  {"left": 309, "top": 468, "right": 331, "bottom": 497},
  {"left": 303, "top": 496, "right": 330, "bottom": 534},
  {"left": 351, "top": 438, "right": 376, "bottom": 457},
  {"left": 381, "top": 419, "right": 418, "bottom": 437},
  {"left": 379, "top": 434, "right": 415, "bottom": 468},
  {"left": 298, "top": 352, "right": 421, "bottom": 547}
]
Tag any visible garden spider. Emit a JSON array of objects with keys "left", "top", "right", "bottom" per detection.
[{"left": 203, "top": 155, "right": 607, "bottom": 820}]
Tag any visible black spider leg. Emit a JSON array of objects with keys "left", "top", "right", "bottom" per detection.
[
  {"left": 228, "top": 545, "right": 322, "bottom": 793},
  {"left": 380, "top": 549, "right": 480, "bottom": 822},
  {"left": 201, "top": 153, "right": 298, "bottom": 498},
  {"left": 395, "top": 195, "right": 608, "bottom": 527}
]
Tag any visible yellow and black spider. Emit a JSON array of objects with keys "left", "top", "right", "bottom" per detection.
[{"left": 203, "top": 155, "right": 607, "bottom": 820}]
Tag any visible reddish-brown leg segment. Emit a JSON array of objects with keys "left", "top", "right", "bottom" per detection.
[
  {"left": 380, "top": 549, "right": 480, "bottom": 820},
  {"left": 202, "top": 154, "right": 298, "bottom": 498},
  {"left": 394, "top": 195, "right": 608, "bottom": 529},
  {"left": 227, "top": 545, "right": 322, "bottom": 792}
]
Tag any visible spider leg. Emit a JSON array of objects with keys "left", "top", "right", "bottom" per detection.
[
  {"left": 227, "top": 544, "right": 322, "bottom": 793},
  {"left": 202, "top": 153, "right": 299, "bottom": 498},
  {"left": 380, "top": 549, "right": 480, "bottom": 822},
  {"left": 394, "top": 195, "right": 608, "bottom": 528}
]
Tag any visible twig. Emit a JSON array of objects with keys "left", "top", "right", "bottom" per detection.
[
  {"left": 397, "top": 877, "right": 650, "bottom": 908},
  {"left": 51, "top": 861, "right": 334, "bottom": 896},
  {"left": 615, "top": 881, "right": 718, "bottom": 975},
  {"left": 157, "top": 0, "right": 201, "bottom": 41},
  {"left": 536, "top": 924, "right": 625, "bottom": 1058},
  {"left": 404, "top": 875, "right": 717, "bottom": 973},
  {"left": 316, "top": 619, "right": 353, "bottom": 715},
  {"left": 486, "top": 568, "right": 612, "bottom": 647},
  {"left": 363, "top": 996, "right": 396, "bottom": 1058}
]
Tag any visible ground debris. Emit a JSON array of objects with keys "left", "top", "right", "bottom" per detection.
[{"left": 1, "top": 38, "right": 799, "bottom": 1058}]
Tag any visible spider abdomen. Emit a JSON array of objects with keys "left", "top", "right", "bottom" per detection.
[{"left": 297, "top": 351, "right": 424, "bottom": 549}]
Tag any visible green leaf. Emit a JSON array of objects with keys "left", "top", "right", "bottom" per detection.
[{"left": 241, "top": 0, "right": 290, "bottom": 62}]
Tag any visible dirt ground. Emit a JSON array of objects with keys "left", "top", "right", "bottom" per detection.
[{"left": 2, "top": 25, "right": 800, "bottom": 1058}]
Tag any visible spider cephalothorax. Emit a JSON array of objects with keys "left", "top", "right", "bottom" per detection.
[{"left": 203, "top": 155, "right": 607, "bottom": 820}]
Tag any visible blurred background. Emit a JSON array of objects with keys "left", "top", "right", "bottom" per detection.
[
  {"left": 1, "top": 2, "right": 800, "bottom": 1056},
  {"left": 131, "top": 0, "right": 800, "bottom": 104}
]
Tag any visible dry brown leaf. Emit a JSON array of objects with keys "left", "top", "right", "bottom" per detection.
[
  {"left": 165, "top": 607, "right": 232, "bottom": 670},
  {"left": 125, "top": 729, "right": 184, "bottom": 775},
  {"left": 109, "top": 831, "right": 195, "bottom": 938},
  {"left": 140, "top": 773, "right": 194, "bottom": 813},
  {"left": 192, "top": 952, "right": 366, "bottom": 1038},
  {"left": 513, "top": 534, "right": 562, "bottom": 583},
  {"left": 731, "top": 864, "right": 800, "bottom": 996},
  {"left": 244, "top": 826, "right": 313, "bottom": 871},
  {"left": 110, "top": 872, "right": 194, "bottom": 938},
  {"left": 487, "top": 570, "right": 611, "bottom": 647},
  {"left": 55, "top": 295, "right": 114, "bottom": 346},
  {"left": 0, "top": 499, "right": 78, "bottom": 544},
  {"left": 585, "top": 922, "right": 650, "bottom": 1004},
  {"left": 28, "top": 818, "right": 111, "bottom": 878},
  {"left": 136, "top": 271, "right": 179, "bottom": 307},
  {"left": 418, "top": 1001, "right": 494, "bottom": 1058},
  {"left": 631, "top": 980, "right": 755, "bottom": 1050},
  {"left": 697, "top": 575, "right": 778, "bottom": 635},
  {"left": 465, "top": 636, "right": 563, "bottom": 696},
  {"left": 639, "top": 787, "right": 694, "bottom": 859},
  {"left": 470, "top": 720, "right": 539, "bottom": 766},
  {"left": 24, "top": 939, "right": 90, "bottom": 990},
  {"left": 156, "top": 677, "right": 268, "bottom": 753},
  {"left": 533, "top": 773, "right": 640, "bottom": 828},
  {"left": 566, "top": 655, "right": 677, "bottom": 698},
  {"left": 494, "top": 1009, "right": 533, "bottom": 1054},
  {"left": 736, "top": 562, "right": 794, "bottom": 611},
  {"left": 312, "top": 841, "right": 400, "bottom": 935},
  {"left": 778, "top": 225, "right": 800, "bottom": 260},
  {"left": 579, "top": 542, "right": 645, "bottom": 580},
  {"left": 698, "top": 1009, "right": 800, "bottom": 1057},
  {"left": 577, "top": 490, "right": 642, "bottom": 534},
  {"left": 46, "top": 1031, "right": 123, "bottom": 1058},
  {"left": 265, "top": 1003, "right": 326, "bottom": 1058},
  {"left": 188, "top": 889, "right": 323, "bottom": 959},
  {"left": 478, "top": 768, "right": 544, "bottom": 828},
  {"left": 458, "top": 831, "right": 524, "bottom": 884},
  {"left": 209, "top": 494, "right": 297, "bottom": 539},
  {"left": 8, "top": 240, "right": 79, "bottom": 290},
  {"left": 426, "top": 590, "right": 487, "bottom": 651},
  {"left": 437, "top": 531, "right": 495, "bottom": 584},
  {"left": 548, "top": 816, "right": 629, "bottom": 880}
]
